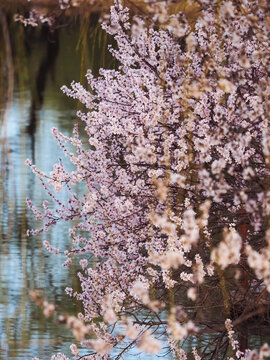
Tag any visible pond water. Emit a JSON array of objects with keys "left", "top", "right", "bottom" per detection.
[{"left": 0, "top": 6, "right": 115, "bottom": 359}]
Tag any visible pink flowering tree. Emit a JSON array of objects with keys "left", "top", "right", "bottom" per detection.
[{"left": 27, "top": 0, "right": 270, "bottom": 359}]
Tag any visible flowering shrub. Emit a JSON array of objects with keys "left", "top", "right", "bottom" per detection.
[{"left": 27, "top": 0, "right": 270, "bottom": 359}]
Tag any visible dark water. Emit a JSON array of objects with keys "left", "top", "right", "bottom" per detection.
[{"left": 0, "top": 7, "right": 114, "bottom": 359}]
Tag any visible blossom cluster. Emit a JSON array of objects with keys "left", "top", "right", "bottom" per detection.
[
  {"left": 26, "top": 0, "right": 270, "bottom": 359},
  {"left": 14, "top": 10, "right": 55, "bottom": 27}
]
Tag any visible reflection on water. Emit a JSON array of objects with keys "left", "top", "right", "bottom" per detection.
[{"left": 0, "top": 6, "right": 114, "bottom": 359}]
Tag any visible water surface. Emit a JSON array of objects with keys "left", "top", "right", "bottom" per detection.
[{"left": 0, "top": 9, "right": 113, "bottom": 358}]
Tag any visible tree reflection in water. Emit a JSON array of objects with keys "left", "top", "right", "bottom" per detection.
[{"left": 0, "top": 2, "right": 115, "bottom": 358}]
